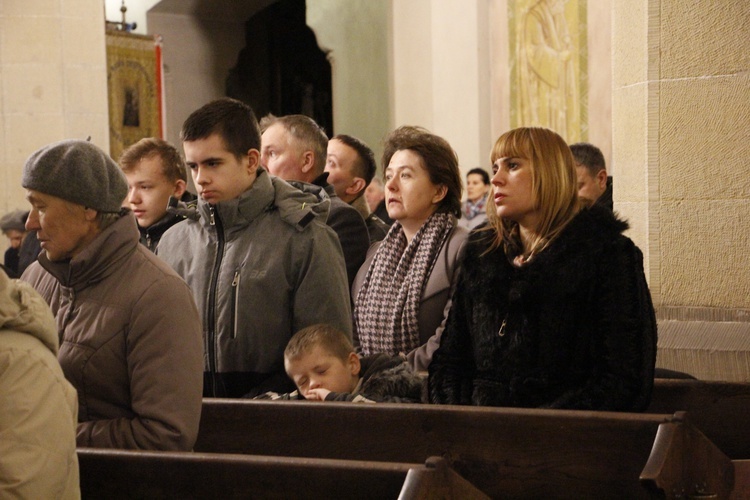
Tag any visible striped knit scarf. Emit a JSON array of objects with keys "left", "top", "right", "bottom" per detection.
[{"left": 354, "top": 212, "right": 454, "bottom": 356}]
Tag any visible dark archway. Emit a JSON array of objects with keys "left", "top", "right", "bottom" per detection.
[{"left": 226, "top": 0, "right": 333, "bottom": 136}]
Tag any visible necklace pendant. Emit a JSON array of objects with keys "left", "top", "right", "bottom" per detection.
[{"left": 498, "top": 317, "right": 508, "bottom": 337}]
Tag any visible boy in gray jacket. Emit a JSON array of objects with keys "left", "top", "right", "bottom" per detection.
[{"left": 157, "top": 98, "right": 351, "bottom": 398}]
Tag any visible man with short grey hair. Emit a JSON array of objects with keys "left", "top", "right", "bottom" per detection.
[
  {"left": 20, "top": 139, "right": 203, "bottom": 451},
  {"left": 260, "top": 115, "right": 370, "bottom": 286}
]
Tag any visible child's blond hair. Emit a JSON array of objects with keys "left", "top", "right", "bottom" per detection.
[{"left": 284, "top": 324, "right": 354, "bottom": 364}]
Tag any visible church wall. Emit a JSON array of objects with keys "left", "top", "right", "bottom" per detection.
[
  {"left": 0, "top": 0, "right": 109, "bottom": 247},
  {"left": 488, "top": 0, "right": 613, "bottom": 178},
  {"left": 147, "top": 11, "right": 245, "bottom": 155},
  {"left": 391, "top": 0, "right": 493, "bottom": 175},
  {"left": 657, "top": 0, "right": 749, "bottom": 310},
  {"left": 306, "top": 0, "right": 391, "bottom": 167},
  {"left": 613, "top": 0, "right": 750, "bottom": 311}
]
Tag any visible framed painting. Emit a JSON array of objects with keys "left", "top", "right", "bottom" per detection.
[{"left": 106, "top": 31, "right": 164, "bottom": 160}]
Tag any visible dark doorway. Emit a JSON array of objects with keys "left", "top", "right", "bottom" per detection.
[{"left": 226, "top": 0, "right": 333, "bottom": 136}]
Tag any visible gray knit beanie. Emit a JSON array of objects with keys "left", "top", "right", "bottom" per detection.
[
  {"left": 0, "top": 210, "right": 27, "bottom": 233},
  {"left": 21, "top": 139, "right": 128, "bottom": 213}
]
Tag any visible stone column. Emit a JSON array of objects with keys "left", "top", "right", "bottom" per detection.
[{"left": 392, "top": 0, "right": 492, "bottom": 172}]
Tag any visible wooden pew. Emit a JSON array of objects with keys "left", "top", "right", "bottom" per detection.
[
  {"left": 731, "top": 461, "right": 750, "bottom": 500},
  {"left": 647, "top": 379, "right": 750, "bottom": 459},
  {"left": 77, "top": 448, "right": 488, "bottom": 499},
  {"left": 640, "top": 412, "right": 748, "bottom": 499},
  {"left": 195, "top": 400, "right": 685, "bottom": 498}
]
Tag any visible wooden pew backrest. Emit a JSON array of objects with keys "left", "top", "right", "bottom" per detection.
[
  {"left": 78, "top": 448, "right": 428, "bottom": 499},
  {"left": 197, "top": 400, "right": 674, "bottom": 498}
]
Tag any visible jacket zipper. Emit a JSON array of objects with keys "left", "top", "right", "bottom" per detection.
[
  {"left": 206, "top": 205, "right": 225, "bottom": 396},
  {"left": 230, "top": 270, "right": 240, "bottom": 339},
  {"left": 61, "top": 288, "right": 76, "bottom": 335}
]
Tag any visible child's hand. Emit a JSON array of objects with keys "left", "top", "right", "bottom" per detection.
[{"left": 304, "top": 388, "right": 331, "bottom": 401}]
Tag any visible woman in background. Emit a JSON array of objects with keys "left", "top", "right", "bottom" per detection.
[
  {"left": 429, "top": 127, "right": 656, "bottom": 411},
  {"left": 352, "top": 126, "right": 468, "bottom": 373},
  {"left": 458, "top": 168, "right": 491, "bottom": 230}
]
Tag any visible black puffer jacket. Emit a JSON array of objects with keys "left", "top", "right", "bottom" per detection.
[
  {"left": 429, "top": 205, "right": 657, "bottom": 411},
  {"left": 140, "top": 192, "right": 197, "bottom": 252}
]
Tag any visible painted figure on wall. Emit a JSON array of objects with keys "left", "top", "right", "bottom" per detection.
[
  {"left": 123, "top": 87, "right": 140, "bottom": 127},
  {"left": 515, "top": 0, "right": 583, "bottom": 142}
]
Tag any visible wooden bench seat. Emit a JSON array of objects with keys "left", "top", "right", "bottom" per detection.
[
  {"left": 77, "top": 448, "right": 488, "bottom": 499},
  {"left": 648, "top": 379, "right": 750, "bottom": 459},
  {"left": 195, "top": 400, "right": 682, "bottom": 498}
]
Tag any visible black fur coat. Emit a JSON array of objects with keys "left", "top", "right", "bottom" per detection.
[{"left": 428, "top": 205, "right": 657, "bottom": 411}]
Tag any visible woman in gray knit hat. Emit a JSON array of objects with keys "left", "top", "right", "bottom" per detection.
[{"left": 20, "top": 139, "right": 204, "bottom": 452}]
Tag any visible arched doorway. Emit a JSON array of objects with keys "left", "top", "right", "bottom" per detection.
[{"left": 226, "top": 0, "right": 334, "bottom": 135}]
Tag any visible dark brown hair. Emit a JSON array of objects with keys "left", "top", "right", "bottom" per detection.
[
  {"left": 381, "top": 126, "right": 462, "bottom": 217},
  {"left": 181, "top": 98, "right": 261, "bottom": 159},
  {"left": 332, "top": 134, "right": 376, "bottom": 185}
]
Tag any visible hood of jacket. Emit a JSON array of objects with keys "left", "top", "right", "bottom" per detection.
[
  {"left": 0, "top": 269, "right": 58, "bottom": 355},
  {"left": 285, "top": 177, "right": 332, "bottom": 218},
  {"left": 182, "top": 168, "right": 330, "bottom": 233},
  {"left": 274, "top": 174, "right": 330, "bottom": 229}
]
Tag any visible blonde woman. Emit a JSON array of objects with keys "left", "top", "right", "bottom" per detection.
[{"left": 429, "top": 127, "right": 656, "bottom": 411}]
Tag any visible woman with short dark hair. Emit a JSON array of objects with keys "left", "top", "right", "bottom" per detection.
[{"left": 352, "top": 126, "right": 469, "bottom": 373}]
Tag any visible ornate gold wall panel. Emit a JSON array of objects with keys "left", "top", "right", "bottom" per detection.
[{"left": 509, "top": 0, "right": 587, "bottom": 142}]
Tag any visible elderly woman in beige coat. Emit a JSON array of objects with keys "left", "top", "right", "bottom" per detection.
[
  {"left": 352, "top": 126, "right": 468, "bottom": 373},
  {"left": 0, "top": 269, "right": 80, "bottom": 499}
]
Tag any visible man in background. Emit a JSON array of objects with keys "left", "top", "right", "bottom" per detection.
[
  {"left": 0, "top": 210, "right": 27, "bottom": 277},
  {"left": 570, "top": 142, "right": 613, "bottom": 210},
  {"left": 325, "top": 134, "right": 389, "bottom": 243},
  {"left": 365, "top": 177, "right": 393, "bottom": 226}
]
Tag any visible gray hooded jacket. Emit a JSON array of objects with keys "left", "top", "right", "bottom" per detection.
[{"left": 157, "top": 169, "right": 351, "bottom": 397}]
